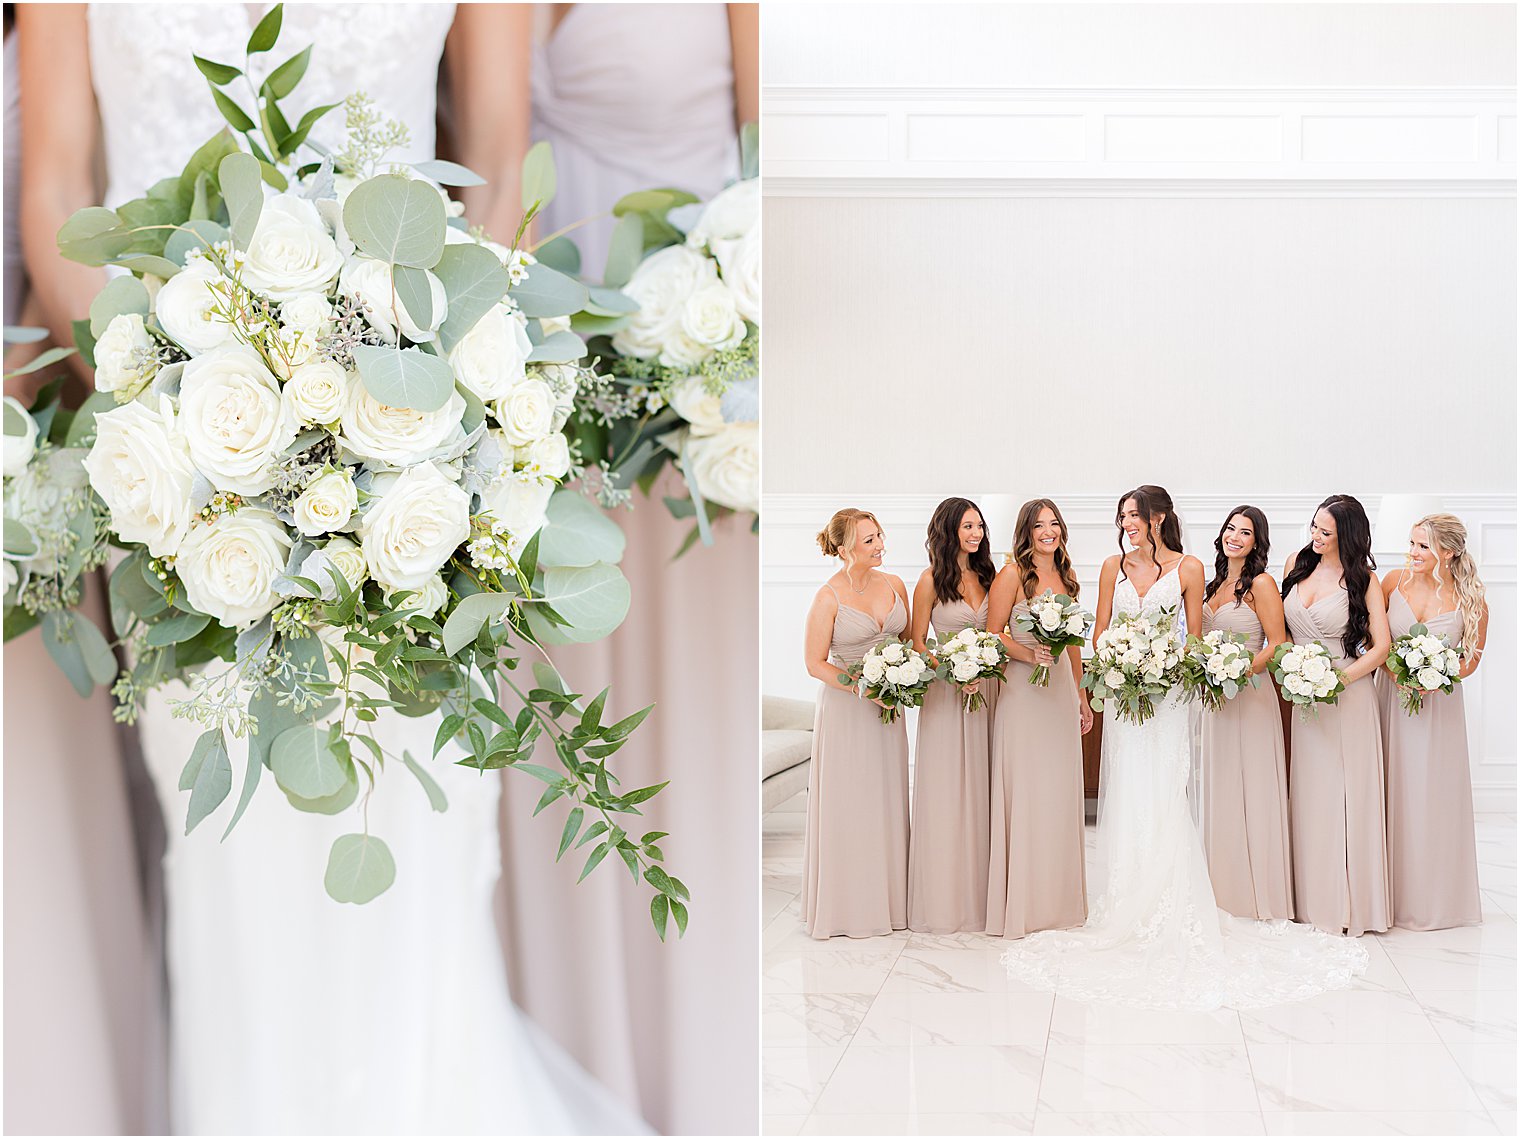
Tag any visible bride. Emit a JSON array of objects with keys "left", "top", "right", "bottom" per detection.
[
  {"left": 18, "top": 5, "right": 643, "bottom": 1132},
  {"left": 1002, "top": 485, "right": 1369, "bottom": 1011}
]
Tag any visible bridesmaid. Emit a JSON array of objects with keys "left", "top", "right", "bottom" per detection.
[
  {"left": 1200, "top": 506, "right": 1293, "bottom": 920},
  {"left": 1281, "top": 494, "right": 1392, "bottom": 936},
  {"left": 1379, "top": 513, "right": 1488, "bottom": 930},
  {"left": 802, "top": 508, "right": 911, "bottom": 938},
  {"left": 906, "top": 497, "right": 995, "bottom": 934},
  {"left": 985, "top": 498, "right": 1093, "bottom": 939}
]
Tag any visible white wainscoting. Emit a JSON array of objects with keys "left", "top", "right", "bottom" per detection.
[{"left": 761, "top": 492, "right": 1516, "bottom": 811}]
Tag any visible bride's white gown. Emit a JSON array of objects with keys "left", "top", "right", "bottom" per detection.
[
  {"left": 1001, "top": 565, "right": 1369, "bottom": 1010},
  {"left": 89, "top": 5, "right": 643, "bottom": 1132}
]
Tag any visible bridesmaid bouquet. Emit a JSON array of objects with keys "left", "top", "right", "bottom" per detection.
[
  {"left": 1181, "top": 629, "right": 1259, "bottom": 712},
  {"left": 1386, "top": 624, "right": 1463, "bottom": 715},
  {"left": 841, "top": 638, "right": 932, "bottom": 724},
  {"left": 1270, "top": 641, "right": 1346, "bottom": 720},
  {"left": 1, "top": 7, "right": 692, "bottom": 934},
  {"left": 928, "top": 627, "right": 1007, "bottom": 712},
  {"left": 1082, "top": 607, "right": 1186, "bottom": 725},
  {"left": 1012, "top": 590, "right": 1093, "bottom": 687}
]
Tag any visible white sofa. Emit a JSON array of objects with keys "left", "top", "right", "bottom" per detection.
[{"left": 762, "top": 695, "right": 814, "bottom": 812}]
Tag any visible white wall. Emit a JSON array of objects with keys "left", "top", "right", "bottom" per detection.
[{"left": 761, "top": 492, "right": 1517, "bottom": 810}]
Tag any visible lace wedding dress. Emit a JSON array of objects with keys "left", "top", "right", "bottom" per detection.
[
  {"left": 1001, "top": 565, "right": 1369, "bottom": 1010},
  {"left": 88, "top": 6, "right": 643, "bottom": 1132}
]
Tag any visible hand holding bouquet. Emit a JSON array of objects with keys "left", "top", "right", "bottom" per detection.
[
  {"left": 1012, "top": 591, "right": 1092, "bottom": 687},
  {"left": 1081, "top": 606, "right": 1186, "bottom": 725},
  {"left": 1182, "top": 629, "right": 1258, "bottom": 712},
  {"left": 1270, "top": 641, "right": 1346, "bottom": 720},
  {"left": 928, "top": 626, "right": 1007, "bottom": 712},
  {"left": 1386, "top": 623, "right": 1462, "bottom": 715},
  {"left": 840, "top": 637, "right": 932, "bottom": 724}
]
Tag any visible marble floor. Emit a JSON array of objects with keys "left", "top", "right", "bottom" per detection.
[{"left": 763, "top": 792, "right": 1517, "bottom": 1136}]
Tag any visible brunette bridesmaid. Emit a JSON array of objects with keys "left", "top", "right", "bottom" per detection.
[
  {"left": 1281, "top": 495, "right": 1392, "bottom": 936},
  {"left": 1379, "top": 513, "right": 1488, "bottom": 930},
  {"left": 906, "top": 498, "right": 995, "bottom": 933},
  {"left": 985, "top": 498, "right": 1093, "bottom": 939},
  {"left": 802, "top": 508, "right": 911, "bottom": 938},
  {"left": 1200, "top": 506, "right": 1293, "bottom": 920}
]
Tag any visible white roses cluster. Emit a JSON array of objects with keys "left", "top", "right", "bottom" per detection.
[
  {"left": 1013, "top": 591, "right": 1093, "bottom": 687},
  {"left": 851, "top": 638, "right": 932, "bottom": 724},
  {"left": 1183, "top": 628, "right": 1256, "bottom": 711},
  {"left": 1085, "top": 609, "right": 1186, "bottom": 724},
  {"left": 931, "top": 627, "right": 1007, "bottom": 711},
  {"left": 1386, "top": 626, "right": 1462, "bottom": 714},
  {"left": 1270, "top": 641, "right": 1345, "bottom": 717}
]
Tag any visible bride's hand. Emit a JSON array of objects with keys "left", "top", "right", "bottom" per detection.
[{"left": 1079, "top": 700, "right": 1094, "bottom": 735}]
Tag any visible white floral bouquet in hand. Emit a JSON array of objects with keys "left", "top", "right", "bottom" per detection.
[
  {"left": 1386, "top": 623, "right": 1462, "bottom": 716},
  {"left": 839, "top": 637, "right": 931, "bottom": 725},
  {"left": 1012, "top": 591, "right": 1092, "bottom": 687},
  {"left": 1182, "top": 629, "right": 1258, "bottom": 712},
  {"left": 1270, "top": 641, "right": 1346, "bottom": 721},
  {"left": 1082, "top": 606, "right": 1186, "bottom": 725},
  {"left": 929, "top": 627, "right": 1007, "bottom": 712},
  {"left": 1, "top": 6, "right": 692, "bottom": 936}
]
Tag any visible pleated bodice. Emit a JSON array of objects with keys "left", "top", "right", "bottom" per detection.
[{"left": 1203, "top": 597, "right": 1266, "bottom": 652}]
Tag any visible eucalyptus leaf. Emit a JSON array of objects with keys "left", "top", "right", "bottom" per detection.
[
  {"left": 527, "top": 563, "right": 631, "bottom": 643},
  {"left": 165, "top": 219, "right": 229, "bottom": 265},
  {"left": 520, "top": 140, "right": 556, "bottom": 212},
  {"left": 434, "top": 243, "right": 509, "bottom": 351},
  {"left": 283, "top": 769, "right": 359, "bottom": 815},
  {"left": 113, "top": 254, "right": 182, "bottom": 278},
  {"left": 324, "top": 833, "right": 396, "bottom": 903},
  {"left": 510, "top": 262, "right": 589, "bottom": 319},
  {"left": 537, "top": 491, "right": 627, "bottom": 568},
  {"left": 441, "top": 591, "right": 517, "bottom": 656},
  {"left": 219, "top": 152, "right": 264, "bottom": 250},
  {"left": 532, "top": 236, "right": 580, "bottom": 276},
  {"left": 57, "top": 207, "right": 132, "bottom": 266},
  {"left": 2, "top": 325, "right": 48, "bottom": 344},
  {"left": 343, "top": 174, "right": 447, "bottom": 268},
  {"left": 525, "top": 330, "right": 586, "bottom": 364},
  {"left": 740, "top": 121, "right": 759, "bottom": 181},
  {"left": 41, "top": 611, "right": 116, "bottom": 697},
  {"left": 412, "top": 159, "right": 485, "bottom": 187},
  {"left": 4, "top": 519, "right": 36, "bottom": 558},
  {"left": 352, "top": 344, "right": 455, "bottom": 413},
  {"left": 611, "top": 188, "right": 700, "bottom": 217},
  {"left": 184, "top": 730, "right": 232, "bottom": 835},
  {"left": 88, "top": 275, "right": 149, "bottom": 337},
  {"left": 401, "top": 751, "right": 448, "bottom": 812},
  {"left": 270, "top": 723, "right": 349, "bottom": 799},
  {"left": 391, "top": 264, "right": 435, "bottom": 332},
  {"left": 6, "top": 345, "right": 76, "bottom": 383},
  {"left": 602, "top": 214, "right": 644, "bottom": 289},
  {"left": 144, "top": 611, "right": 212, "bottom": 647}
]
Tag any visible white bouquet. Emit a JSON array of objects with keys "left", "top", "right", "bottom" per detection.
[
  {"left": 929, "top": 626, "right": 1007, "bottom": 712},
  {"left": 1081, "top": 606, "right": 1186, "bottom": 725},
  {"left": 839, "top": 637, "right": 932, "bottom": 724},
  {"left": 1270, "top": 640, "right": 1346, "bottom": 720},
  {"left": 1181, "top": 629, "right": 1259, "bottom": 712},
  {"left": 1011, "top": 590, "right": 1092, "bottom": 687},
  {"left": 1385, "top": 622, "right": 1462, "bottom": 715}
]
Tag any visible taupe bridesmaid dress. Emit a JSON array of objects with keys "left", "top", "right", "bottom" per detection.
[
  {"left": 1283, "top": 584, "right": 1391, "bottom": 936},
  {"left": 803, "top": 587, "right": 911, "bottom": 939},
  {"left": 986, "top": 600, "right": 1087, "bottom": 939},
  {"left": 1378, "top": 591, "right": 1482, "bottom": 930},
  {"left": 1200, "top": 599, "right": 1294, "bottom": 919},
  {"left": 908, "top": 596, "right": 992, "bottom": 934}
]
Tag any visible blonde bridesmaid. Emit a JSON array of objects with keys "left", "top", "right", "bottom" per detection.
[
  {"left": 802, "top": 509, "right": 911, "bottom": 938},
  {"left": 1281, "top": 495, "right": 1392, "bottom": 936},
  {"left": 985, "top": 498, "right": 1093, "bottom": 939},
  {"left": 907, "top": 498, "right": 995, "bottom": 933},
  {"left": 1200, "top": 506, "right": 1293, "bottom": 920},
  {"left": 1379, "top": 513, "right": 1488, "bottom": 930}
]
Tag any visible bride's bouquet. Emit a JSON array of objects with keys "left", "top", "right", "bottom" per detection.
[
  {"left": 1385, "top": 623, "right": 1462, "bottom": 715},
  {"left": 928, "top": 627, "right": 1006, "bottom": 712},
  {"left": 1181, "top": 629, "right": 1258, "bottom": 712},
  {"left": 1012, "top": 590, "right": 1093, "bottom": 687},
  {"left": 1, "top": 7, "right": 690, "bottom": 933},
  {"left": 1270, "top": 640, "right": 1346, "bottom": 721},
  {"left": 840, "top": 637, "right": 931, "bottom": 724},
  {"left": 1081, "top": 607, "right": 1186, "bottom": 725}
]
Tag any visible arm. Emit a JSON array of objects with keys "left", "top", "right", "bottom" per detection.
[
  {"left": 908, "top": 570, "right": 934, "bottom": 655},
  {"left": 1342, "top": 577, "right": 1392, "bottom": 683},
  {"left": 1460, "top": 601, "right": 1488, "bottom": 680},
  {"left": 1250, "top": 573, "right": 1287, "bottom": 676},
  {"left": 986, "top": 566, "right": 1043, "bottom": 665},
  {"left": 443, "top": 5, "right": 532, "bottom": 243},
  {"left": 1180, "top": 556, "right": 1206, "bottom": 638},
  {"left": 727, "top": 4, "right": 759, "bottom": 131},
  {"left": 1379, "top": 569, "right": 1402, "bottom": 676},
  {"left": 803, "top": 587, "right": 853, "bottom": 693},
  {"left": 1094, "top": 556, "right": 1119, "bottom": 642}
]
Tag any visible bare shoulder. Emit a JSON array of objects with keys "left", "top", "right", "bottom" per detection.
[
  {"left": 1283, "top": 549, "right": 1300, "bottom": 577},
  {"left": 1251, "top": 571, "right": 1280, "bottom": 595},
  {"left": 1379, "top": 568, "right": 1402, "bottom": 598},
  {"left": 1100, "top": 553, "right": 1122, "bottom": 579},
  {"left": 884, "top": 572, "right": 910, "bottom": 598},
  {"left": 1180, "top": 554, "right": 1206, "bottom": 579}
]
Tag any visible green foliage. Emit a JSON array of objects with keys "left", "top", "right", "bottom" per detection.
[
  {"left": 182, "top": 730, "right": 232, "bottom": 835},
  {"left": 351, "top": 344, "right": 455, "bottom": 413},
  {"left": 510, "top": 263, "right": 590, "bottom": 320},
  {"left": 40, "top": 611, "right": 117, "bottom": 697},
  {"left": 434, "top": 243, "right": 511, "bottom": 351},
  {"left": 219, "top": 153, "right": 264, "bottom": 249},
  {"left": 343, "top": 174, "right": 447, "bottom": 268},
  {"left": 325, "top": 834, "right": 396, "bottom": 903},
  {"left": 521, "top": 140, "right": 557, "bottom": 212},
  {"left": 538, "top": 491, "right": 627, "bottom": 568}
]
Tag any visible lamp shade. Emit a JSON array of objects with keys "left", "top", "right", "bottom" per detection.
[
  {"left": 977, "top": 494, "right": 1019, "bottom": 562},
  {"left": 1374, "top": 494, "right": 1445, "bottom": 556}
]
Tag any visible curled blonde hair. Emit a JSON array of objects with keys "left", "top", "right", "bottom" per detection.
[
  {"left": 817, "top": 508, "right": 881, "bottom": 563},
  {"left": 1411, "top": 513, "right": 1486, "bottom": 657}
]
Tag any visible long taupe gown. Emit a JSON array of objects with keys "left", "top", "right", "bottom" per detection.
[
  {"left": 908, "top": 597, "right": 993, "bottom": 934},
  {"left": 1284, "top": 584, "right": 1391, "bottom": 936},
  {"left": 803, "top": 588, "right": 911, "bottom": 939},
  {"left": 1379, "top": 591, "right": 1482, "bottom": 930},
  {"left": 986, "top": 600, "right": 1088, "bottom": 939},
  {"left": 1200, "top": 599, "right": 1294, "bottom": 920}
]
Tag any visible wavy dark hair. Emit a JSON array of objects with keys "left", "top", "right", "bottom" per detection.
[
  {"left": 1206, "top": 506, "right": 1271, "bottom": 608},
  {"left": 1281, "top": 494, "right": 1376, "bottom": 659},
  {"left": 1012, "top": 498, "right": 1081, "bottom": 602},
  {"left": 925, "top": 497, "right": 995, "bottom": 605},
  {"left": 1115, "top": 484, "right": 1184, "bottom": 579}
]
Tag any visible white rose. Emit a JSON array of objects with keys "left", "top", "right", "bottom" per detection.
[
  {"left": 283, "top": 359, "right": 350, "bottom": 426},
  {"left": 712, "top": 231, "right": 760, "bottom": 325},
  {"left": 154, "top": 258, "right": 237, "bottom": 356},
  {"left": 449, "top": 305, "right": 532, "bottom": 402},
  {"left": 479, "top": 472, "right": 553, "bottom": 555},
  {"left": 1227, "top": 658, "right": 1247, "bottom": 680},
  {"left": 176, "top": 509, "right": 291, "bottom": 628},
  {"left": 980, "top": 646, "right": 1000, "bottom": 666},
  {"left": 339, "top": 380, "right": 465, "bottom": 467},
  {"left": 292, "top": 468, "right": 358, "bottom": 537},
  {"left": 1301, "top": 655, "right": 1329, "bottom": 682},
  {"left": 1038, "top": 606, "right": 1062, "bottom": 632},
  {"left": 339, "top": 257, "right": 447, "bottom": 343},
  {"left": 662, "top": 283, "right": 746, "bottom": 369},
  {"left": 1416, "top": 666, "right": 1444, "bottom": 689},
  {"left": 952, "top": 658, "right": 979, "bottom": 682},
  {"left": 520, "top": 432, "right": 570, "bottom": 480},
  {"left": 360, "top": 462, "right": 470, "bottom": 592},
  {"left": 668, "top": 375, "right": 727, "bottom": 435},
  {"left": 3, "top": 397, "right": 38, "bottom": 478},
  {"left": 1314, "top": 678, "right": 1337, "bottom": 698},
  {"left": 686, "top": 178, "right": 759, "bottom": 246},
  {"left": 281, "top": 291, "right": 333, "bottom": 335},
  {"left": 2, "top": 559, "right": 16, "bottom": 593},
  {"left": 1403, "top": 648, "right": 1425, "bottom": 669},
  {"left": 610, "top": 245, "right": 716, "bottom": 360},
  {"left": 93, "top": 313, "right": 158, "bottom": 395},
  {"left": 682, "top": 422, "right": 758, "bottom": 513},
  {"left": 178, "top": 345, "right": 299, "bottom": 495},
  {"left": 882, "top": 642, "right": 905, "bottom": 664},
  {"left": 82, "top": 394, "right": 197, "bottom": 556},
  {"left": 493, "top": 378, "right": 556, "bottom": 447},
  {"left": 1121, "top": 648, "right": 1142, "bottom": 666},
  {"left": 883, "top": 664, "right": 903, "bottom": 686},
  {"left": 1063, "top": 614, "right": 1085, "bottom": 636},
  {"left": 1104, "top": 668, "right": 1126, "bottom": 688},
  {"left": 862, "top": 657, "right": 886, "bottom": 683},
  {"left": 387, "top": 572, "right": 447, "bottom": 619},
  {"left": 321, "top": 536, "right": 368, "bottom": 591},
  {"left": 1445, "top": 649, "right": 1461, "bottom": 671},
  {"left": 241, "top": 194, "right": 343, "bottom": 301}
]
